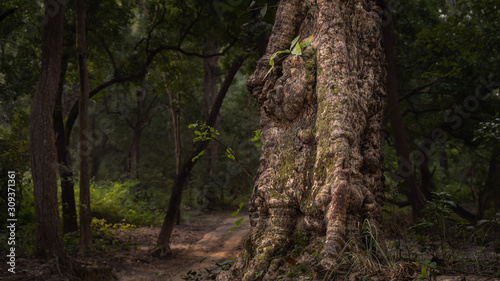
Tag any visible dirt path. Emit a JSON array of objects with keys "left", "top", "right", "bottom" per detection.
[{"left": 114, "top": 211, "right": 250, "bottom": 281}]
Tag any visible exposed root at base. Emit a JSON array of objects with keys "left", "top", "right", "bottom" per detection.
[{"left": 150, "top": 245, "right": 173, "bottom": 259}]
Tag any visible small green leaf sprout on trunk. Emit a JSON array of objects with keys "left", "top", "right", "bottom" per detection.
[{"left": 264, "top": 35, "right": 313, "bottom": 79}]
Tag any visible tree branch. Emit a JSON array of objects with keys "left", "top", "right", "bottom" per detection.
[
  {"left": 209, "top": 136, "right": 255, "bottom": 182},
  {"left": 399, "top": 81, "right": 438, "bottom": 102},
  {"left": 99, "top": 37, "right": 118, "bottom": 77},
  {"left": 64, "top": 4, "right": 238, "bottom": 143},
  {"left": 386, "top": 198, "right": 411, "bottom": 208},
  {"left": 0, "top": 8, "right": 17, "bottom": 23},
  {"left": 450, "top": 203, "right": 480, "bottom": 224}
]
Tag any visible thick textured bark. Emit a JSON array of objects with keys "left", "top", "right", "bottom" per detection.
[
  {"left": 218, "top": 1, "right": 386, "bottom": 280},
  {"left": 152, "top": 55, "right": 246, "bottom": 258},
  {"left": 382, "top": 7, "right": 427, "bottom": 219},
  {"left": 76, "top": 0, "right": 92, "bottom": 254},
  {"left": 30, "top": 0, "right": 66, "bottom": 259}
]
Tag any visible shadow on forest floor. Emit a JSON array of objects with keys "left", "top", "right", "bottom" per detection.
[{"left": 2, "top": 209, "right": 500, "bottom": 280}]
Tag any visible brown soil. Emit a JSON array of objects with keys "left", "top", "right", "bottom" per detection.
[
  {"left": 0, "top": 210, "right": 249, "bottom": 281},
  {"left": 112, "top": 210, "right": 250, "bottom": 281}
]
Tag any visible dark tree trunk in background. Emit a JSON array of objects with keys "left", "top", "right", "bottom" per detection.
[
  {"left": 480, "top": 148, "right": 500, "bottom": 216},
  {"left": 54, "top": 52, "right": 78, "bottom": 234},
  {"left": 30, "top": 0, "right": 66, "bottom": 259},
  {"left": 152, "top": 56, "right": 246, "bottom": 258},
  {"left": 202, "top": 35, "right": 221, "bottom": 209},
  {"left": 419, "top": 156, "right": 433, "bottom": 200},
  {"left": 218, "top": 1, "right": 387, "bottom": 280},
  {"left": 124, "top": 91, "right": 156, "bottom": 179},
  {"left": 90, "top": 113, "right": 109, "bottom": 179},
  {"left": 382, "top": 6, "right": 427, "bottom": 219},
  {"left": 76, "top": 0, "right": 92, "bottom": 254},
  {"left": 162, "top": 74, "right": 182, "bottom": 224},
  {"left": 125, "top": 129, "right": 141, "bottom": 178}
]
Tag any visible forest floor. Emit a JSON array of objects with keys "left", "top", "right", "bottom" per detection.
[
  {"left": 0, "top": 210, "right": 250, "bottom": 281},
  {"left": 112, "top": 210, "right": 250, "bottom": 281},
  {"left": 2, "top": 209, "right": 499, "bottom": 280}
]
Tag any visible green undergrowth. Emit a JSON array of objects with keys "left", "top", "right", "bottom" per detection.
[
  {"left": 383, "top": 191, "right": 500, "bottom": 279},
  {"left": 63, "top": 217, "right": 138, "bottom": 254},
  {"left": 90, "top": 180, "right": 166, "bottom": 226}
]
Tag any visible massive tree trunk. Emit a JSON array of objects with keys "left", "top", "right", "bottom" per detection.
[
  {"left": 218, "top": 1, "right": 386, "bottom": 280},
  {"left": 30, "top": 0, "right": 66, "bottom": 259},
  {"left": 76, "top": 0, "right": 92, "bottom": 254}
]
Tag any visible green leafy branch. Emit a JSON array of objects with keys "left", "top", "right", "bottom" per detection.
[
  {"left": 265, "top": 35, "right": 313, "bottom": 79},
  {"left": 189, "top": 122, "right": 254, "bottom": 181},
  {"left": 226, "top": 203, "right": 248, "bottom": 237}
]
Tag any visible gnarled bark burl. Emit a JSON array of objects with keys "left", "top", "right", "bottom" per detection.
[{"left": 218, "top": 0, "right": 386, "bottom": 280}]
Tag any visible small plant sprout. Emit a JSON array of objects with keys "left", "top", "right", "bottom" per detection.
[
  {"left": 226, "top": 203, "right": 248, "bottom": 237},
  {"left": 180, "top": 270, "right": 202, "bottom": 281},
  {"left": 265, "top": 35, "right": 313, "bottom": 79},
  {"left": 250, "top": 129, "right": 261, "bottom": 147},
  {"left": 417, "top": 261, "right": 439, "bottom": 280}
]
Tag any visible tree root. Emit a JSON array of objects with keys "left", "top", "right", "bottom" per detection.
[{"left": 150, "top": 245, "right": 173, "bottom": 259}]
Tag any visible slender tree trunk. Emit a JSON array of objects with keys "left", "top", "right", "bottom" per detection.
[
  {"left": 382, "top": 6, "right": 427, "bottom": 219},
  {"left": 126, "top": 130, "right": 141, "bottom": 179},
  {"left": 30, "top": 0, "right": 66, "bottom": 259},
  {"left": 479, "top": 148, "right": 500, "bottom": 216},
  {"left": 54, "top": 53, "right": 78, "bottom": 234},
  {"left": 124, "top": 91, "right": 156, "bottom": 179},
  {"left": 90, "top": 113, "right": 109, "bottom": 179},
  {"left": 162, "top": 73, "right": 182, "bottom": 224},
  {"left": 152, "top": 55, "right": 246, "bottom": 258},
  {"left": 202, "top": 35, "right": 218, "bottom": 123},
  {"left": 76, "top": 0, "right": 92, "bottom": 254},
  {"left": 419, "top": 156, "right": 433, "bottom": 199},
  {"left": 202, "top": 35, "right": 221, "bottom": 209},
  {"left": 218, "top": 0, "right": 386, "bottom": 280},
  {"left": 168, "top": 90, "right": 181, "bottom": 176}
]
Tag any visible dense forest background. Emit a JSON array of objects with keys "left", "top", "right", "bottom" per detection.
[{"left": 0, "top": 0, "right": 499, "bottom": 280}]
